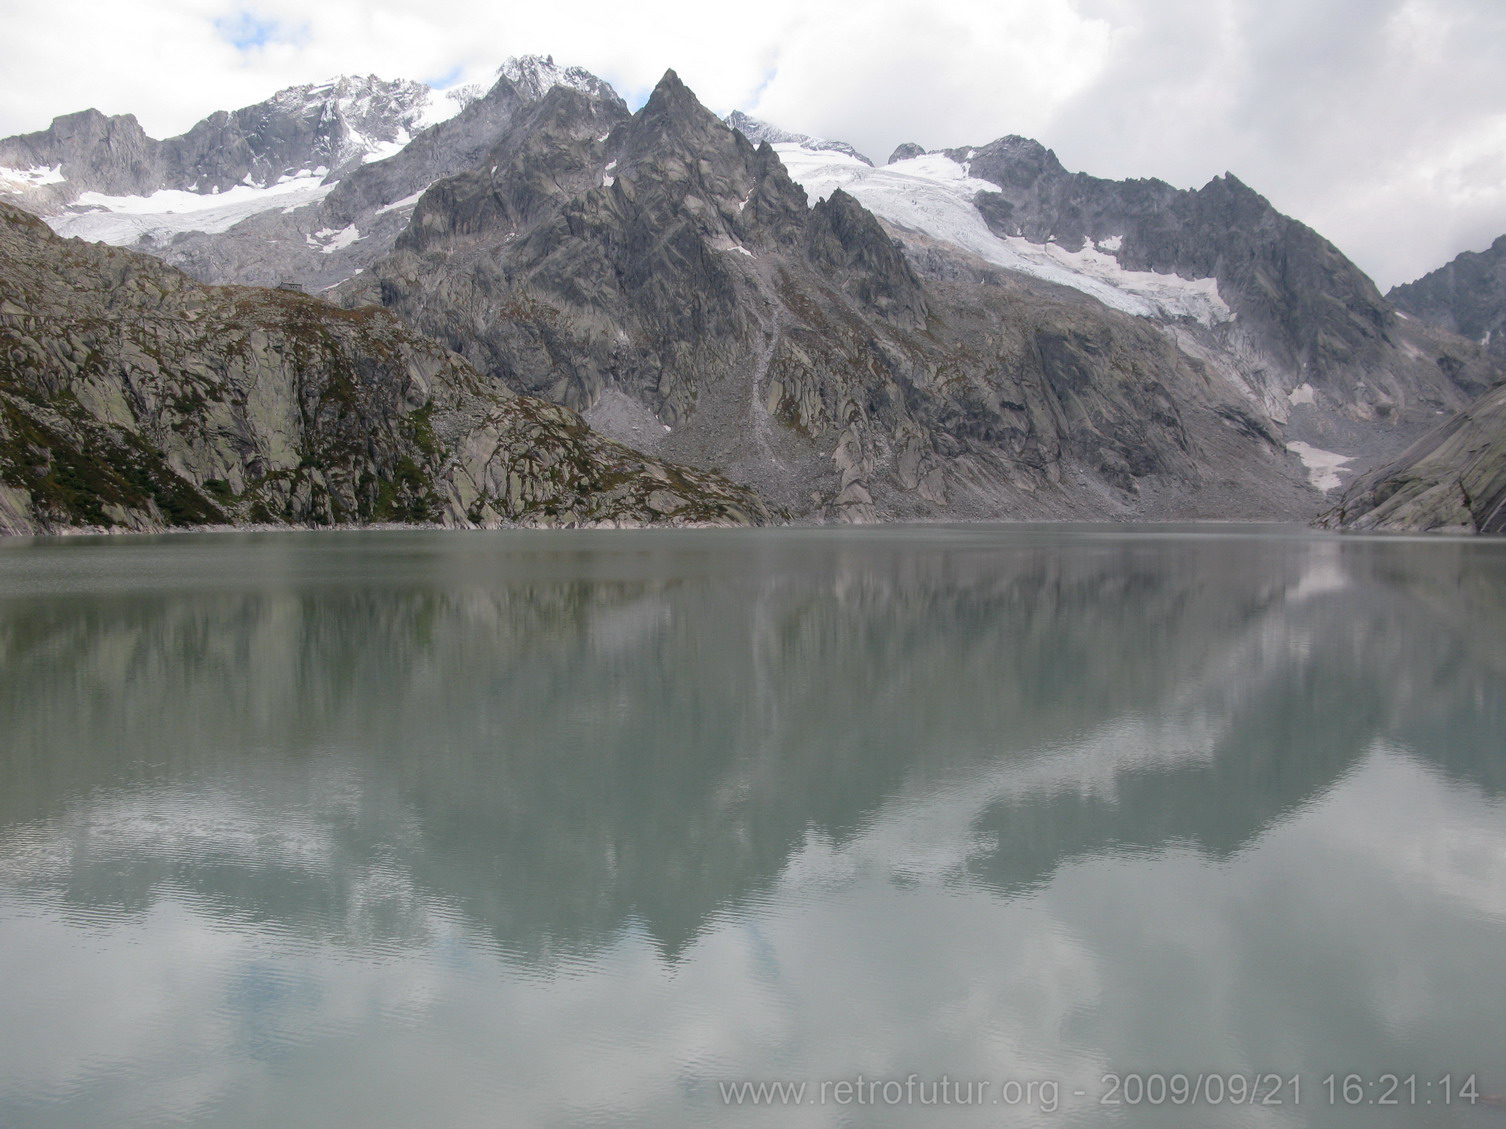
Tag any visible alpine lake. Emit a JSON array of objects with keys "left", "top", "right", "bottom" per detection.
[{"left": 1, "top": 524, "right": 1503, "bottom": 1128}]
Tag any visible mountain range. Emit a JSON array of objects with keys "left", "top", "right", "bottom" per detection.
[{"left": 3, "top": 54, "right": 1502, "bottom": 534}]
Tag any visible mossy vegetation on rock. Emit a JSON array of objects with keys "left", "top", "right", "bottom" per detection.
[{"left": 0, "top": 202, "right": 773, "bottom": 536}]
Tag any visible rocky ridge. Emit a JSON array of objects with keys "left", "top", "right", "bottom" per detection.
[
  {"left": 2, "top": 58, "right": 601, "bottom": 295},
  {"left": 0, "top": 75, "right": 474, "bottom": 206},
  {"left": 0, "top": 201, "right": 772, "bottom": 535},
  {"left": 1389, "top": 233, "right": 1506, "bottom": 363}
]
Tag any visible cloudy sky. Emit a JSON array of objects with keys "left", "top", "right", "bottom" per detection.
[{"left": 4, "top": 0, "right": 1505, "bottom": 290}]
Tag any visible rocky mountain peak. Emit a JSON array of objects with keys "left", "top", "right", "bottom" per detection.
[
  {"left": 0, "top": 108, "right": 156, "bottom": 200},
  {"left": 175, "top": 74, "right": 475, "bottom": 184},
  {"left": 498, "top": 55, "right": 623, "bottom": 108},
  {"left": 636, "top": 70, "right": 705, "bottom": 127},
  {"left": 886, "top": 142, "right": 926, "bottom": 164},
  {"left": 608, "top": 71, "right": 809, "bottom": 250},
  {"left": 616, "top": 70, "right": 749, "bottom": 180},
  {"left": 944, "top": 135, "right": 1066, "bottom": 189}
]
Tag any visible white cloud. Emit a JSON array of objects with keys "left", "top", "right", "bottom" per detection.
[{"left": 2, "top": 0, "right": 1505, "bottom": 289}]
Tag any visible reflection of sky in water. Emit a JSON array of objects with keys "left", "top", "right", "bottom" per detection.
[
  {"left": 0, "top": 527, "right": 1503, "bottom": 1128},
  {"left": 3, "top": 752, "right": 1502, "bottom": 1129}
]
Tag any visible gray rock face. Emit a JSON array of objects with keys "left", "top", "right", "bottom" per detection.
[
  {"left": 0, "top": 109, "right": 159, "bottom": 204},
  {"left": 724, "top": 111, "right": 873, "bottom": 166},
  {"left": 1389, "top": 234, "right": 1506, "bottom": 362},
  {"left": 1319, "top": 379, "right": 1506, "bottom": 534},
  {"left": 338, "top": 70, "right": 1322, "bottom": 523},
  {"left": 0, "top": 202, "right": 772, "bottom": 535},
  {"left": 159, "top": 76, "right": 453, "bottom": 189},
  {"left": 499, "top": 55, "right": 620, "bottom": 104}
]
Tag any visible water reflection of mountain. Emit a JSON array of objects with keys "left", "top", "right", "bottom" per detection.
[{"left": 0, "top": 528, "right": 1502, "bottom": 961}]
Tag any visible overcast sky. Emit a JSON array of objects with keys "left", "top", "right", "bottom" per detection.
[{"left": 4, "top": 0, "right": 1505, "bottom": 290}]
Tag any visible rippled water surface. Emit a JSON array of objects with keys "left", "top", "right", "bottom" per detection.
[{"left": 1, "top": 525, "right": 1504, "bottom": 1128}]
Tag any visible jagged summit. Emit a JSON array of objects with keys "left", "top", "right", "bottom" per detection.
[
  {"left": 724, "top": 110, "right": 872, "bottom": 166},
  {"left": 498, "top": 55, "right": 623, "bottom": 107},
  {"left": 616, "top": 69, "right": 751, "bottom": 171},
  {"left": 639, "top": 69, "right": 701, "bottom": 117}
]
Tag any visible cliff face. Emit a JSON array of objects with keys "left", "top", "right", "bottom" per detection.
[
  {"left": 0, "top": 202, "right": 772, "bottom": 536},
  {"left": 1320, "top": 380, "right": 1506, "bottom": 534}
]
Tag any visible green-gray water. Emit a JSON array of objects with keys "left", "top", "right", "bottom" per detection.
[{"left": 1, "top": 525, "right": 1503, "bottom": 1128}]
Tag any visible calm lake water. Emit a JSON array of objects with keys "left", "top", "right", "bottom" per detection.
[{"left": 1, "top": 525, "right": 1503, "bottom": 1128}]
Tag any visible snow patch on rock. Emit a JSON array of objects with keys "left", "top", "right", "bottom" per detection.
[
  {"left": 374, "top": 189, "right": 427, "bottom": 215},
  {"left": 306, "top": 225, "right": 361, "bottom": 253},
  {"left": 0, "top": 164, "right": 65, "bottom": 189},
  {"left": 1286, "top": 441, "right": 1352, "bottom": 492},
  {"left": 499, "top": 55, "right": 613, "bottom": 103}
]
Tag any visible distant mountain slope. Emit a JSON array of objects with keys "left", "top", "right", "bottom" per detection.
[
  {"left": 0, "top": 202, "right": 771, "bottom": 535},
  {"left": 1319, "top": 379, "right": 1506, "bottom": 534},
  {"left": 1389, "top": 234, "right": 1506, "bottom": 363},
  {"left": 0, "top": 75, "right": 474, "bottom": 207},
  {"left": 1, "top": 57, "right": 600, "bottom": 295},
  {"left": 773, "top": 135, "right": 1493, "bottom": 459}
]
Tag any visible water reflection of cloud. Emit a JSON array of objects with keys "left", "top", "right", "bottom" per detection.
[{"left": 1, "top": 747, "right": 1503, "bottom": 1127}]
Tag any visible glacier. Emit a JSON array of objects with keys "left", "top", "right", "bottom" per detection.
[{"left": 774, "top": 145, "right": 1233, "bottom": 328}]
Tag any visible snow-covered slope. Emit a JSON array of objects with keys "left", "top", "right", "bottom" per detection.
[
  {"left": 0, "top": 164, "right": 65, "bottom": 190},
  {"left": 775, "top": 144, "right": 1232, "bottom": 327},
  {"left": 49, "top": 171, "right": 335, "bottom": 246}
]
